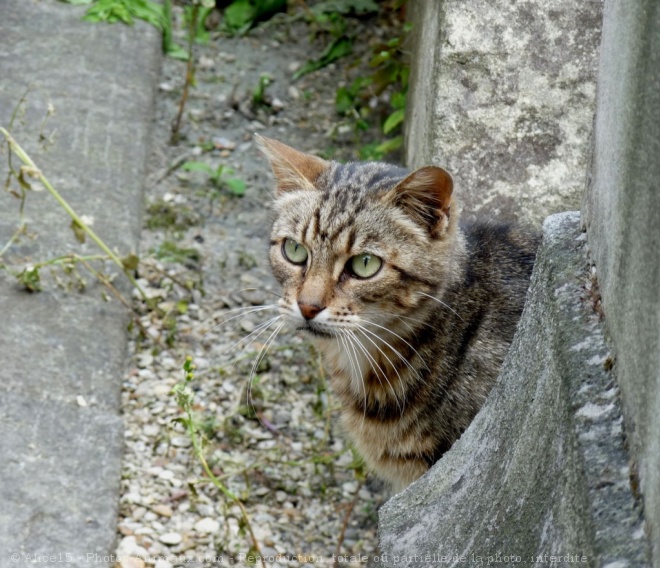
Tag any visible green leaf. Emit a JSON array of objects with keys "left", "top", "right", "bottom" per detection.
[
  {"left": 153, "top": 241, "right": 201, "bottom": 267},
  {"left": 17, "top": 266, "right": 42, "bottom": 293},
  {"left": 252, "top": 74, "right": 272, "bottom": 106},
  {"left": 162, "top": 0, "right": 187, "bottom": 59},
  {"left": 70, "top": 219, "right": 86, "bottom": 244},
  {"left": 165, "top": 42, "right": 189, "bottom": 60},
  {"left": 223, "top": 0, "right": 287, "bottom": 34},
  {"left": 80, "top": 0, "right": 163, "bottom": 28},
  {"left": 83, "top": 0, "right": 133, "bottom": 24},
  {"left": 375, "top": 136, "right": 403, "bottom": 155},
  {"left": 335, "top": 86, "right": 354, "bottom": 115},
  {"left": 358, "top": 142, "right": 383, "bottom": 161},
  {"left": 181, "top": 161, "right": 215, "bottom": 176},
  {"left": 59, "top": 0, "right": 94, "bottom": 4},
  {"left": 383, "top": 108, "right": 405, "bottom": 134},
  {"left": 225, "top": 178, "right": 246, "bottom": 197},
  {"left": 293, "top": 36, "right": 353, "bottom": 80},
  {"left": 349, "top": 75, "right": 372, "bottom": 95},
  {"left": 390, "top": 90, "right": 406, "bottom": 110},
  {"left": 121, "top": 253, "right": 140, "bottom": 270},
  {"left": 184, "top": 5, "right": 213, "bottom": 44}
]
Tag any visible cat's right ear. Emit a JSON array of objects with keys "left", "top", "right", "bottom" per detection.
[
  {"left": 383, "top": 166, "right": 454, "bottom": 237},
  {"left": 255, "top": 134, "right": 330, "bottom": 195}
]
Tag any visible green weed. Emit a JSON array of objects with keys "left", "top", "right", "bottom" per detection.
[
  {"left": 152, "top": 240, "right": 201, "bottom": 268},
  {"left": 181, "top": 160, "right": 246, "bottom": 197},
  {"left": 145, "top": 200, "right": 200, "bottom": 231},
  {"left": 222, "top": 0, "right": 287, "bottom": 35},
  {"left": 172, "top": 356, "right": 266, "bottom": 568}
]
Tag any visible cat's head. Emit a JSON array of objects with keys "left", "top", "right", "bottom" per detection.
[{"left": 258, "top": 135, "right": 460, "bottom": 339}]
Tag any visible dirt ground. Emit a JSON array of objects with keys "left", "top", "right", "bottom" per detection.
[{"left": 117, "top": 4, "right": 407, "bottom": 567}]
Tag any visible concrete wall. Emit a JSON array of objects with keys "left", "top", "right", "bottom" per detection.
[
  {"left": 405, "top": 0, "right": 602, "bottom": 226},
  {"left": 582, "top": 0, "right": 660, "bottom": 563}
]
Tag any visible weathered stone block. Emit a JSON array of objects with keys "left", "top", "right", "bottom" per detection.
[
  {"left": 405, "top": 1, "right": 602, "bottom": 226},
  {"left": 582, "top": 1, "right": 660, "bottom": 564}
]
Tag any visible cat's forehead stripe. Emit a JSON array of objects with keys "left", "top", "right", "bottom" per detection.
[{"left": 322, "top": 162, "right": 408, "bottom": 196}]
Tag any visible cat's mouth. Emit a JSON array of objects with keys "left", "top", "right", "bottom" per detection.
[{"left": 297, "top": 322, "right": 334, "bottom": 338}]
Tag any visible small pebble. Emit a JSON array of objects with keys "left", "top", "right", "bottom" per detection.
[
  {"left": 342, "top": 481, "right": 358, "bottom": 494},
  {"left": 198, "top": 56, "right": 214, "bottom": 69},
  {"left": 158, "top": 470, "right": 175, "bottom": 480},
  {"left": 137, "top": 353, "right": 154, "bottom": 368},
  {"left": 159, "top": 532, "right": 182, "bottom": 545},
  {"left": 213, "top": 137, "right": 236, "bottom": 150},
  {"left": 161, "top": 357, "right": 177, "bottom": 370},
  {"left": 196, "top": 504, "right": 214, "bottom": 517},
  {"left": 194, "top": 517, "right": 220, "bottom": 534},
  {"left": 275, "top": 491, "right": 287, "bottom": 503},
  {"left": 120, "top": 558, "right": 145, "bottom": 568},
  {"left": 143, "top": 424, "right": 160, "bottom": 437},
  {"left": 137, "top": 369, "right": 155, "bottom": 380},
  {"left": 152, "top": 504, "right": 173, "bottom": 518},
  {"left": 170, "top": 436, "right": 192, "bottom": 448},
  {"left": 154, "top": 384, "right": 171, "bottom": 396}
]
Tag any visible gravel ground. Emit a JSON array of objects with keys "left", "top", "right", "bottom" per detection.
[{"left": 116, "top": 5, "right": 405, "bottom": 567}]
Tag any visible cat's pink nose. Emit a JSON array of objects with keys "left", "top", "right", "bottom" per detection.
[{"left": 298, "top": 302, "right": 324, "bottom": 320}]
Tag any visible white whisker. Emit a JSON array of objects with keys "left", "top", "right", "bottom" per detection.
[
  {"left": 417, "top": 291, "right": 464, "bottom": 321},
  {"left": 350, "top": 327, "right": 405, "bottom": 416},
  {"left": 234, "top": 287, "right": 283, "bottom": 300},
  {"left": 201, "top": 304, "right": 279, "bottom": 338},
  {"left": 338, "top": 329, "right": 368, "bottom": 430},
  {"left": 359, "top": 318, "right": 430, "bottom": 374},
  {"left": 221, "top": 315, "right": 283, "bottom": 360},
  {"left": 246, "top": 320, "right": 286, "bottom": 424},
  {"left": 355, "top": 323, "right": 427, "bottom": 388}
]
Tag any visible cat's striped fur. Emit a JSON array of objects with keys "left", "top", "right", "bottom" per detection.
[{"left": 258, "top": 136, "right": 539, "bottom": 491}]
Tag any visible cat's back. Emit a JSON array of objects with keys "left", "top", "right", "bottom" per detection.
[
  {"left": 461, "top": 220, "right": 540, "bottom": 297},
  {"left": 441, "top": 220, "right": 540, "bottom": 380}
]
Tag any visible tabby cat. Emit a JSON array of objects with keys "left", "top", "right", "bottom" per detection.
[{"left": 257, "top": 135, "right": 539, "bottom": 492}]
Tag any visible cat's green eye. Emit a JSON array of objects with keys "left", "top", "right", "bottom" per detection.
[
  {"left": 350, "top": 253, "right": 382, "bottom": 279},
  {"left": 282, "top": 238, "right": 308, "bottom": 265}
]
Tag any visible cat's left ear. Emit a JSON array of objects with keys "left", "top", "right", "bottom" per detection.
[
  {"left": 384, "top": 166, "right": 454, "bottom": 236},
  {"left": 255, "top": 134, "right": 330, "bottom": 195}
]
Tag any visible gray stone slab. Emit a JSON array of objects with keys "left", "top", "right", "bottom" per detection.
[
  {"left": 0, "top": 289, "right": 129, "bottom": 410},
  {"left": 582, "top": 1, "right": 660, "bottom": 564},
  {"left": 404, "top": 0, "right": 602, "bottom": 226},
  {"left": 379, "top": 212, "right": 650, "bottom": 567},
  {"left": 0, "top": 0, "right": 158, "bottom": 258},
  {"left": 0, "top": 391, "right": 124, "bottom": 564},
  {"left": 0, "top": 0, "right": 161, "bottom": 565}
]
